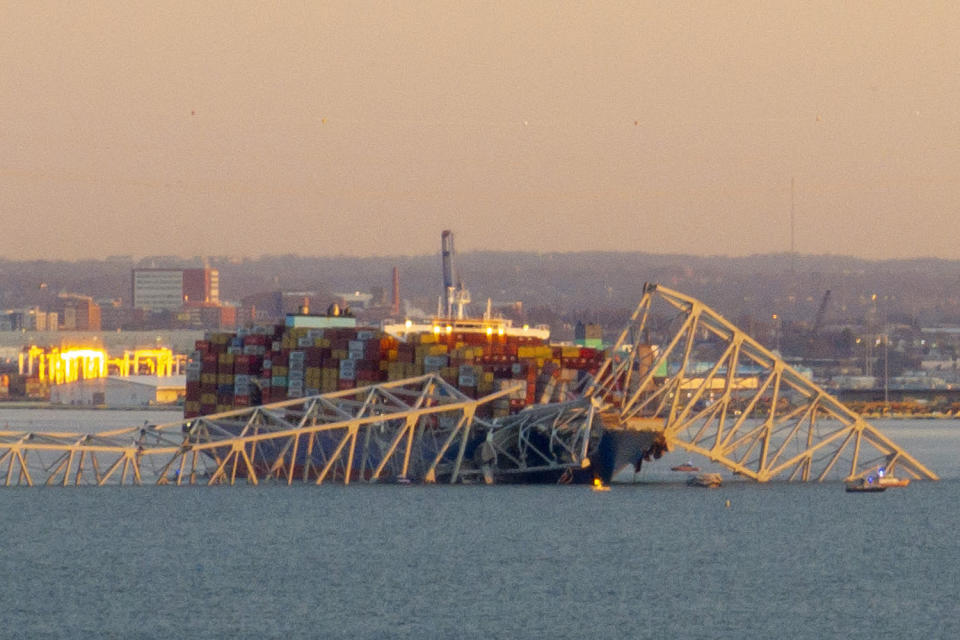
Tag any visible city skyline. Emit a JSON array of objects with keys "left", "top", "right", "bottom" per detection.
[{"left": 3, "top": 2, "right": 959, "bottom": 261}]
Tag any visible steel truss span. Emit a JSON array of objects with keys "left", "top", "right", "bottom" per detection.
[
  {"left": 587, "top": 283, "right": 938, "bottom": 483},
  {"left": 0, "top": 375, "right": 524, "bottom": 487},
  {"left": 0, "top": 284, "right": 937, "bottom": 487}
]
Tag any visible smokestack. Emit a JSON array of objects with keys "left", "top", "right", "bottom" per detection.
[{"left": 392, "top": 267, "right": 400, "bottom": 315}]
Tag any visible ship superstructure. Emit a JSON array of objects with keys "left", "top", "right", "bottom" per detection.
[{"left": 384, "top": 230, "right": 550, "bottom": 342}]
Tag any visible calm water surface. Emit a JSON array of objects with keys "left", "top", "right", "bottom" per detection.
[{"left": 0, "top": 413, "right": 957, "bottom": 639}]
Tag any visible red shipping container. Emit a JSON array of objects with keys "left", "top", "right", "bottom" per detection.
[
  {"left": 305, "top": 347, "right": 324, "bottom": 366},
  {"left": 202, "top": 353, "right": 218, "bottom": 372},
  {"left": 355, "top": 359, "right": 378, "bottom": 373},
  {"left": 234, "top": 355, "right": 251, "bottom": 374}
]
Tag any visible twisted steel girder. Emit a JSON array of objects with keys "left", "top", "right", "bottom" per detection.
[
  {"left": 586, "top": 283, "right": 937, "bottom": 482},
  {"left": 0, "top": 374, "right": 517, "bottom": 487}
]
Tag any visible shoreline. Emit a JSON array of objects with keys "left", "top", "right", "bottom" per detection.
[{"left": 0, "top": 401, "right": 182, "bottom": 412}]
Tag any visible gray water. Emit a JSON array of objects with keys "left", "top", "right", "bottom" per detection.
[{"left": 0, "top": 413, "right": 958, "bottom": 639}]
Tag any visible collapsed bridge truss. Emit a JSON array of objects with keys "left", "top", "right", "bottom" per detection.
[
  {"left": 0, "top": 284, "right": 938, "bottom": 486},
  {"left": 587, "top": 284, "right": 938, "bottom": 482},
  {"left": 0, "top": 375, "right": 521, "bottom": 487}
]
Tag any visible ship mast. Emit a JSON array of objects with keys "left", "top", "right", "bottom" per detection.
[{"left": 440, "top": 230, "right": 471, "bottom": 320}]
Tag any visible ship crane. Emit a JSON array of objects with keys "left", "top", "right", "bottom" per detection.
[{"left": 440, "top": 230, "right": 471, "bottom": 319}]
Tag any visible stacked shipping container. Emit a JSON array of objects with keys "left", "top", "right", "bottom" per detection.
[{"left": 184, "top": 325, "right": 605, "bottom": 419}]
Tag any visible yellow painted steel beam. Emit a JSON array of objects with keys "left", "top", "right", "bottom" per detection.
[{"left": 593, "top": 283, "right": 938, "bottom": 483}]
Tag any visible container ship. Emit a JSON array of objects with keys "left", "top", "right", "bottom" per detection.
[
  {"left": 184, "top": 317, "right": 605, "bottom": 420},
  {"left": 185, "top": 230, "right": 604, "bottom": 419},
  {"left": 182, "top": 231, "right": 632, "bottom": 483},
  {"left": 182, "top": 291, "right": 614, "bottom": 484}
]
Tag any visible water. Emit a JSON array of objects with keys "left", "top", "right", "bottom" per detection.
[
  {"left": 0, "top": 407, "right": 184, "bottom": 433},
  {"left": 0, "top": 414, "right": 958, "bottom": 638}
]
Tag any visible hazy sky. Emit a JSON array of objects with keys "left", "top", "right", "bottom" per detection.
[{"left": 2, "top": 2, "right": 959, "bottom": 261}]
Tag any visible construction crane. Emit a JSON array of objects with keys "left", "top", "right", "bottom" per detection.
[
  {"left": 440, "top": 230, "right": 471, "bottom": 319},
  {"left": 810, "top": 289, "right": 831, "bottom": 339}
]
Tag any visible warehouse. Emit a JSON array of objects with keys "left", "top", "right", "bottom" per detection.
[{"left": 49, "top": 376, "right": 186, "bottom": 408}]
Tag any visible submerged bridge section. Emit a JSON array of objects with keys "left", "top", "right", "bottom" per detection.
[{"left": 0, "top": 284, "right": 938, "bottom": 486}]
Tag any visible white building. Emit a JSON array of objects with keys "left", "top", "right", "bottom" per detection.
[
  {"left": 50, "top": 376, "right": 186, "bottom": 408},
  {"left": 132, "top": 270, "right": 185, "bottom": 310},
  {"left": 132, "top": 268, "right": 221, "bottom": 311}
]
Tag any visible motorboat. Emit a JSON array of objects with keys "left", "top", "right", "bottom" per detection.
[{"left": 671, "top": 461, "right": 700, "bottom": 472}]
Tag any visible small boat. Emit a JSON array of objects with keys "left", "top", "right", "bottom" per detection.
[
  {"left": 877, "top": 476, "right": 910, "bottom": 488},
  {"left": 687, "top": 472, "right": 722, "bottom": 488},
  {"left": 875, "top": 467, "right": 909, "bottom": 488},
  {"left": 671, "top": 461, "right": 700, "bottom": 472},
  {"left": 845, "top": 476, "right": 886, "bottom": 493}
]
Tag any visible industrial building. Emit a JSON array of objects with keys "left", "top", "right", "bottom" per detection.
[
  {"left": 0, "top": 307, "right": 59, "bottom": 331},
  {"left": 132, "top": 268, "right": 219, "bottom": 311},
  {"left": 49, "top": 375, "right": 186, "bottom": 408},
  {"left": 55, "top": 294, "right": 101, "bottom": 331}
]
